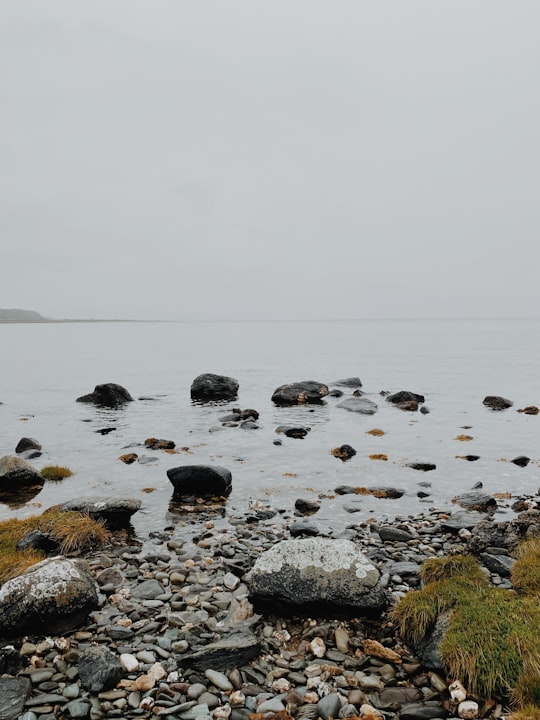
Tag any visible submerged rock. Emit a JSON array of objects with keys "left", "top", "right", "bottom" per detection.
[
  {"left": 331, "top": 444, "right": 357, "bottom": 461},
  {"left": 249, "top": 537, "right": 386, "bottom": 612},
  {"left": 167, "top": 465, "right": 232, "bottom": 497},
  {"left": 275, "top": 425, "right": 311, "bottom": 439},
  {"left": 0, "top": 557, "right": 98, "bottom": 636},
  {"left": 331, "top": 377, "right": 363, "bottom": 388},
  {"left": 337, "top": 397, "right": 378, "bottom": 414},
  {"left": 407, "top": 462, "right": 436, "bottom": 472},
  {"left": 511, "top": 455, "right": 530, "bottom": 467},
  {"left": 387, "top": 390, "right": 425, "bottom": 404},
  {"left": 271, "top": 381, "right": 329, "bottom": 405},
  {"left": 76, "top": 383, "right": 134, "bottom": 407},
  {"left": 190, "top": 373, "right": 239, "bottom": 401}
]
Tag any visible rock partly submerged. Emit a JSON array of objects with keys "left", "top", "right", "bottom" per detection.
[
  {"left": 190, "top": 373, "right": 239, "bottom": 401},
  {"left": 76, "top": 383, "right": 134, "bottom": 407},
  {"left": 337, "top": 397, "right": 378, "bottom": 415},
  {"left": 167, "top": 465, "right": 232, "bottom": 497},
  {"left": 271, "top": 381, "right": 329, "bottom": 406},
  {"left": 58, "top": 497, "right": 142, "bottom": 530}
]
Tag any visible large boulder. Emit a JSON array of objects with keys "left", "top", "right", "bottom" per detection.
[
  {"left": 249, "top": 538, "right": 386, "bottom": 613},
  {"left": 167, "top": 465, "right": 232, "bottom": 497},
  {"left": 0, "top": 677, "right": 31, "bottom": 720},
  {"left": 76, "top": 383, "right": 134, "bottom": 407},
  {"left": 271, "top": 381, "right": 329, "bottom": 406},
  {"left": 0, "top": 455, "right": 44, "bottom": 507},
  {"left": 190, "top": 374, "right": 239, "bottom": 401},
  {"left": 337, "top": 397, "right": 378, "bottom": 414},
  {"left": 452, "top": 492, "right": 497, "bottom": 513},
  {"left": 483, "top": 395, "right": 513, "bottom": 411},
  {"left": 58, "top": 497, "right": 141, "bottom": 530},
  {"left": 0, "top": 557, "right": 98, "bottom": 636}
]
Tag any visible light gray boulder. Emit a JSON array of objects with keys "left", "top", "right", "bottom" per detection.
[
  {"left": 0, "top": 557, "right": 98, "bottom": 636},
  {"left": 249, "top": 538, "right": 386, "bottom": 612},
  {"left": 337, "top": 397, "right": 378, "bottom": 415}
]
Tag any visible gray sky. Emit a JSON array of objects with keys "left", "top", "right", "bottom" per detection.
[{"left": 1, "top": 1, "right": 539, "bottom": 321}]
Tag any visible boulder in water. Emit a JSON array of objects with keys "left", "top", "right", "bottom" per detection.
[
  {"left": 76, "top": 383, "right": 134, "bottom": 407},
  {"left": 271, "top": 381, "right": 329, "bottom": 405},
  {"left": 482, "top": 395, "right": 513, "bottom": 411},
  {"left": 167, "top": 465, "right": 232, "bottom": 497},
  {"left": 190, "top": 374, "right": 239, "bottom": 401}
]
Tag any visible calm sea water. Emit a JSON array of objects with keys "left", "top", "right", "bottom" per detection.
[{"left": 1, "top": 318, "right": 539, "bottom": 536}]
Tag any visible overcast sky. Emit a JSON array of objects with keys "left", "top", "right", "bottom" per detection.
[{"left": 1, "top": 1, "right": 539, "bottom": 321}]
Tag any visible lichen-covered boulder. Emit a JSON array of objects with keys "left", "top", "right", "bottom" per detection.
[
  {"left": 271, "top": 381, "right": 329, "bottom": 405},
  {"left": 249, "top": 538, "right": 386, "bottom": 613},
  {"left": 190, "top": 374, "right": 239, "bottom": 401},
  {"left": 76, "top": 383, "right": 134, "bottom": 407},
  {"left": 0, "top": 557, "right": 98, "bottom": 636},
  {"left": 167, "top": 465, "right": 232, "bottom": 497}
]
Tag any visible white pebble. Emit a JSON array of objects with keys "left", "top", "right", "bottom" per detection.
[
  {"left": 449, "top": 680, "right": 467, "bottom": 703},
  {"left": 458, "top": 700, "right": 479, "bottom": 719},
  {"left": 310, "top": 637, "right": 326, "bottom": 658},
  {"left": 120, "top": 654, "right": 139, "bottom": 673}
]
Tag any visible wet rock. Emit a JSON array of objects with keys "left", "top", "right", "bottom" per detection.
[
  {"left": 275, "top": 426, "right": 311, "bottom": 439},
  {"left": 167, "top": 465, "right": 232, "bottom": 497},
  {"left": 59, "top": 497, "right": 141, "bottom": 530},
  {"left": 95, "top": 427, "right": 116, "bottom": 435},
  {"left": 0, "top": 646, "right": 27, "bottom": 675},
  {"left": 78, "top": 646, "right": 124, "bottom": 693},
  {"left": 145, "top": 437, "right": 176, "bottom": 450},
  {"left": 249, "top": 538, "right": 387, "bottom": 612},
  {"left": 328, "top": 389, "right": 344, "bottom": 397},
  {"left": 15, "top": 437, "right": 42, "bottom": 454},
  {"left": 456, "top": 455, "right": 480, "bottom": 462},
  {"left": 518, "top": 405, "right": 539, "bottom": 415},
  {"left": 337, "top": 397, "right": 378, "bottom": 415},
  {"left": 386, "top": 390, "right": 425, "bottom": 404},
  {"left": 271, "top": 381, "right": 329, "bottom": 405},
  {"left": 0, "top": 677, "right": 31, "bottom": 720},
  {"left": 378, "top": 527, "right": 415, "bottom": 543},
  {"left": 330, "top": 445, "right": 356, "bottom": 461},
  {"left": 76, "top": 383, "right": 134, "bottom": 407},
  {"left": 119, "top": 453, "right": 138, "bottom": 464},
  {"left": 0, "top": 455, "right": 43, "bottom": 489},
  {"left": 511, "top": 455, "right": 530, "bottom": 467},
  {"left": 0, "top": 557, "right": 98, "bottom": 636},
  {"left": 191, "top": 374, "right": 239, "bottom": 401},
  {"left": 441, "top": 511, "right": 487, "bottom": 532},
  {"left": 395, "top": 400, "right": 419, "bottom": 411},
  {"left": 452, "top": 492, "right": 497, "bottom": 513},
  {"left": 482, "top": 395, "right": 513, "bottom": 411},
  {"left": 317, "top": 693, "right": 342, "bottom": 720},
  {"left": 295, "top": 498, "right": 321, "bottom": 515},
  {"left": 407, "top": 463, "right": 436, "bottom": 472}
]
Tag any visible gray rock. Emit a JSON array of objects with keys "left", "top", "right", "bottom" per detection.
[
  {"left": 332, "top": 377, "right": 363, "bottom": 388},
  {"left": 414, "top": 611, "right": 451, "bottom": 670},
  {"left": 76, "top": 383, "right": 134, "bottom": 407},
  {"left": 480, "top": 553, "right": 515, "bottom": 577},
  {"left": 317, "top": 693, "right": 342, "bottom": 720},
  {"left": 400, "top": 702, "right": 449, "bottom": 719},
  {"left": 385, "top": 561, "right": 421, "bottom": 577},
  {"left": 131, "top": 579, "right": 164, "bottom": 599},
  {"left": 511, "top": 455, "right": 531, "bottom": 467},
  {"left": 59, "top": 497, "right": 141, "bottom": 530},
  {"left": 441, "top": 510, "right": 487, "bottom": 532},
  {"left": 167, "top": 465, "right": 232, "bottom": 497},
  {"left": 378, "top": 527, "right": 415, "bottom": 542},
  {"left": 294, "top": 498, "right": 320, "bottom": 514},
  {"left": 249, "top": 538, "right": 386, "bottom": 612},
  {"left": 0, "top": 677, "right": 31, "bottom": 720},
  {"left": 407, "top": 462, "right": 436, "bottom": 472},
  {"left": 63, "top": 699, "right": 92, "bottom": 718},
  {"left": 271, "top": 381, "right": 329, "bottom": 406},
  {"left": 289, "top": 521, "right": 320, "bottom": 537},
  {"left": 78, "top": 646, "right": 123, "bottom": 693},
  {"left": 0, "top": 557, "right": 98, "bottom": 636},
  {"left": 191, "top": 373, "right": 239, "bottom": 401},
  {"left": 15, "top": 437, "right": 42, "bottom": 454},
  {"left": 0, "top": 454, "right": 43, "bottom": 487},
  {"left": 204, "top": 668, "right": 233, "bottom": 691},
  {"left": 452, "top": 492, "right": 497, "bottom": 513},
  {"left": 180, "top": 632, "right": 260, "bottom": 671},
  {"left": 337, "top": 397, "right": 378, "bottom": 414}
]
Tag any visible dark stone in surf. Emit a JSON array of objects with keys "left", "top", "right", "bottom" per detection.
[
  {"left": 482, "top": 395, "right": 513, "bottom": 411},
  {"left": 15, "top": 437, "right": 42, "bottom": 454},
  {"left": 77, "top": 383, "right": 134, "bottom": 407},
  {"left": 167, "top": 464, "right": 232, "bottom": 497},
  {"left": 190, "top": 373, "right": 239, "bottom": 401},
  {"left": 271, "top": 381, "right": 329, "bottom": 405},
  {"left": 387, "top": 390, "right": 425, "bottom": 404}
]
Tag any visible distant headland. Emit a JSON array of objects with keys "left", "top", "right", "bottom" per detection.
[{"left": 0, "top": 308, "right": 134, "bottom": 323}]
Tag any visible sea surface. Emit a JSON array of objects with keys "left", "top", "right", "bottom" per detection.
[{"left": 1, "top": 318, "right": 539, "bottom": 537}]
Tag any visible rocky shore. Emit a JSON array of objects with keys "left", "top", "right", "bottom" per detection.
[{"left": 2, "top": 494, "right": 538, "bottom": 720}]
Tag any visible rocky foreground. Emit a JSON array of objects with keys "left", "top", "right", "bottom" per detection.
[{"left": 2, "top": 495, "right": 538, "bottom": 720}]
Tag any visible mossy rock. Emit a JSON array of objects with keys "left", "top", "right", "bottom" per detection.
[{"left": 393, "top": 550, "right": 540, "bottom": 702}]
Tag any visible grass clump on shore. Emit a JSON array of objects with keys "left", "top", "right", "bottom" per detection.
[
  {"left": 40, "top": 465, "right": 73, "bottom": 481},
  {"left": 512, "top": 538, "right": 540, "bottom": 595},
  {"left": 0, "top": 510, "right": 109, "bottom": 584},
  {"left": 392, "top": 552, "right": 540, "bottom": 702},
  {"left": 507, "top": 706, "right": 540, "bottom": 720}
]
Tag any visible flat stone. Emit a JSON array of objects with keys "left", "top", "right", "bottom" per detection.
[
  {"left": 337, "top": 397, "right": 378, "bottom": 414},
  {"left": 0, "top": 677, "right": 31, "bottom": 719}
]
